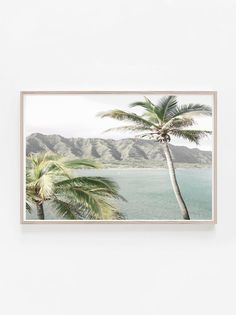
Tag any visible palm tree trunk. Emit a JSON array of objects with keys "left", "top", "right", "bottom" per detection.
[
  {"left": 36, "top": 203, "right": 45, "bottom": 220},
  {"left": 162, "top": 142, "right": 190, "bottom": 220}
]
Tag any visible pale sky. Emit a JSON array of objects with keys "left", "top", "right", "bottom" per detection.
[{"left": 24, "top": 93, "right": 214, "bottom": 151}]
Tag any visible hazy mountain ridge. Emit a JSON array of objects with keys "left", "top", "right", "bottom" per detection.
[{"left": 26, "top": 133, "right": 212, "bottom": 167}]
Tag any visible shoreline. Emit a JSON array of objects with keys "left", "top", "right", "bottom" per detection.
[{"left": 79, "top": 166, "right": 212, "bottom": 171}]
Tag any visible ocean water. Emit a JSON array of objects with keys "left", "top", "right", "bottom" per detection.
[
  {"left": 77, "top": 168, "right": 212, "bottom": 220},
  {"left": 26, "top": 168, "right": 212, "bottom": 220}
]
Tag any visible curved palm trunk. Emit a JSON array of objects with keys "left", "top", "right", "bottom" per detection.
[
  {"left": 162, "top": 143, "right": 190, "bottom": 220},
  {"left": 36, "top": 203, "right": 45, "bottom": 220}
]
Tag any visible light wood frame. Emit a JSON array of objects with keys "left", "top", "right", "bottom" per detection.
[{"left": 20, "top": 91, "right": 217, "bottom": 224}]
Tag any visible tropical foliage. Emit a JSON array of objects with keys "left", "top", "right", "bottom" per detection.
[
  {"left": 101, "top": 96, "right": 212, "bottom": 144},
  {"left": 99, "top": 95, "right": 212, "bottom": 220},
  {"left": 26, "top": 153, "right": 125, "bottom": 220}
]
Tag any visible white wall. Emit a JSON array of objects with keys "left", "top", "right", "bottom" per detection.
[{"left": 0, "top": 0, "right": 235, "bottom": 314}]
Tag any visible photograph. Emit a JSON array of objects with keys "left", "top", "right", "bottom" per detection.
[{"left": 21, "top": 91, "right": 217, "bottom": 223}]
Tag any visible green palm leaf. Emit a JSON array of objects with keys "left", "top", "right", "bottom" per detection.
[
  {"left": 64, "top": 159, "right": 101, "bottom": 169},
  {"left": 98, "top": 96, "right": 212, "bottom": 147},
  {"left": 26, "top": 153, "right": 126, "bottom": 220},
  {"left": 157, "top": 95, "right": 178, "bottom": 121},
  {"left": 129, "top": 97, "right": 163, "bottom": 123},
  {"left": 52, "top": 198, "right": 78, "bottom": 219},
  {"left": 129, "top": 97, "right": 155, "bottom": 113},
  {"left": 164, "top": 117, "right": 196, "bottom": 129},
  {"left": 104, "top": 124, "right": 152, "bottom": 133},
  {"left": 55, "top": 176, "right": 125, "bottom": 218},
  {"left": 59, "top": 186, "right": 107, "bottom": 218},
  {"left": 56, "top": 176, "right": 126, "bottom": 201},
  {"left": 97, "top": 109, "right": 158, "bottom": 129},
  {"left": 26, "top": 201, "right": 33, "bottom": 213},
  {"left": 168, "top": 103, "right": 212, "bottom": 120},
  {"left": 170, "top": 129, "right": 211, "bottom": 144}
]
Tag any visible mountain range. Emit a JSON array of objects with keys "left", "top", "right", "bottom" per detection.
[{"left": 26, "top": 133, "right": 212, "bottom": 167}]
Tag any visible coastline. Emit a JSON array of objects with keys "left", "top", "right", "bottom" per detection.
[{"left": 80, "top": 165, "right": 212, "bottom": 171}]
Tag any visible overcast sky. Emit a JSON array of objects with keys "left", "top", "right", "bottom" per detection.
[{"left": 24, "top": 93, "right": 214, "bottom": 150}]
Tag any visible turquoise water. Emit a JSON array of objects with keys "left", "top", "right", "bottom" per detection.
[
  {"left": 26, "top": 168, "right": 212, "bottom": 220},
  {"left": 77, "top": 168, "right": 212, "bottom": 220}
]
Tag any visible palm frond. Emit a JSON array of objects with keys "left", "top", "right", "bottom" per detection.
[
  {"left": 170, "top": 129, "right": 211, "bottom": 144},
  {"left": 52, "top": 198, "right": 79, "bottom": 220},
  {"left": 26, "top": 152, "right": 127, "bottom": 220},
  {"left": 129, "top": 97, "right": 163, "bottom": 123},
  {"left": 26, "top": 201, "right": 33, "bottom": 213},
  {"left": 57, "top": 187, "right": 103, "bottom": 216},
  {"left": 95, "top": 199, "right": 126, "bottom": 220},
  {"left": 56, "top": 176, "right": 125, "bottom": 201},
  {"left": 129, "top": 97, "right": 155, "bottom": 113},
  {"left": 55, "top": 176, "right": 126, "bottom": 219},
  {"left": 133, "top": 132, "right": 159, "bottom": 139},
  {"left": 97, "top": 109, "right": 158, "bottom": 129},
  {"left": 63, "top": 159, "right": 101, "bottom": 169},
  {"left": 167, "top": 104, "right": 212, "bottom": 120},
  {"left": 53, "top": 196, "right": 125, "bottom": 220},
  {"left": 35, "top": 174, "right": 55, "bottom": 201},
  {"left": 164, "top": 117, "right": 196, "bottom": 129},
  {"left": 157, "top": 96, "right": 178, "bottom": 121},
  {"left": 112, "top": 210, "right": 126, "bottom": 220},
  {"left": 104, "top": 124, "right": 152, "bottom": 133},
  {"left": 46, "top": 160, "right": 71, "bottom": 178},
  {"left": 27, "top": 152, "right": 60, "bottom": 165}
]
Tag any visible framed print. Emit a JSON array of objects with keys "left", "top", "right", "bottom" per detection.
[{"left": 20, "top": 91, "right": 217, "bottom": 224}]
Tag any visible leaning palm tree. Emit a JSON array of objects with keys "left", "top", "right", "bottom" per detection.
[
  {"left": 98, "top": 96, "right": 212, "bottom": 220},
  {"left": 26, "top": 153, "right": 125, "bottom": 220}
]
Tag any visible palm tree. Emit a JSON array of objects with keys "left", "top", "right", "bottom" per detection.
[
  {"left": 26, "top": 153, "right": 125, "bottom": 220},
  {"left": 98, "top": 96, "right": 212, "bottom": 220}
]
